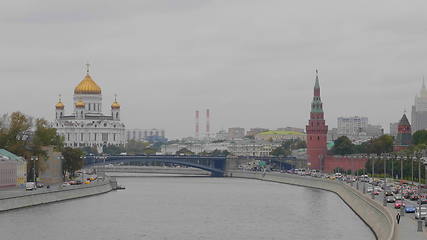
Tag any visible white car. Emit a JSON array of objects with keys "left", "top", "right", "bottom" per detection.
[
  {"left": 25, "top": 182, "right": 36, "bottom": 191},
  {"left": 367, "top": 187, "right": 373, "bottom": 193}
]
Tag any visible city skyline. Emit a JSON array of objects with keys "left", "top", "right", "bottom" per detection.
[{"left": 1, "top": 1, "right": 427, "bottom": 138}]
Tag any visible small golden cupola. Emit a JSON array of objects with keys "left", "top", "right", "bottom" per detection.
[
  {"left": 55, "top": 95, "right": 64, "bottom": 109},
  {"left": 111, "top": 94, "right": 120, "bottom": 109},
  {"left": 74, "top": 64, "right": 102, "bottom": 94},
  {"left": 75, "top": 100, "right": 85, "bottom": 108}
]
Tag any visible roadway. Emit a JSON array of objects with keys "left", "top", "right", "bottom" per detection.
[{"left": 349, "top": 180, "right": 427, "bottom": 240}]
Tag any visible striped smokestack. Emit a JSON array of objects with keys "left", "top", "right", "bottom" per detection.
[{"left": 195, "top": 110, "right": 200, "bottom": 139}]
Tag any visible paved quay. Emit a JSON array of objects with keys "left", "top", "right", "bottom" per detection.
[{"left": 0, "top": 179, "right": 115, "bottom": 212}]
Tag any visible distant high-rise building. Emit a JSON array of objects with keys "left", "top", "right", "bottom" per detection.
[
  {"left": 411, "top": 80, "right": 427, "bottom": 133},
  {"left": 126, "top": 128, "right": 166, "bottom": 143},
  {"left": 337, "top": 116, "right": 368, "bottom": 136},
  {"left": 335, "top": 116, "right": 382, "bottom": 140},
  {"left": 227, "top": 127, "right": 245, "bottom": 140}
]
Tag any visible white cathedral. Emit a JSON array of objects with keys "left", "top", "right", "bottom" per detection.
[{"left": 54, "top": 66, "right": 126, "bottom": 153}]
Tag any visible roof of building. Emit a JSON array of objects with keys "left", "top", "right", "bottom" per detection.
[
  {"left": 75, "top": 100, "right": 85, "bottom": 108},
  {"left": 0, "top": 149, "right": 24, "bottom": 161},
  {"left": 55, "top": 101, "right": 64, "bottom": 109},
  {"left": 258, "top": 130, "right": 305, "bottom": 136},
  {"left": 399, "top": 114, "right": 410, "bottom": 126},
  {"left": 74, "top": 74, "right": 102, "bottom": 94}
]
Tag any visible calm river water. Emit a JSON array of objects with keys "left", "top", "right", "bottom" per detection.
[{"left": 0, "top": 177, "right": 374, "bottom": 240}]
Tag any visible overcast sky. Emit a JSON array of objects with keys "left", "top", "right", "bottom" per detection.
[{"left": 1, "top": 0, "right": 427, "bottom": 138}]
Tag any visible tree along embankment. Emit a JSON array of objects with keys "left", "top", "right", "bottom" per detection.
[
  {"left": 228, "top": 171, "right": 397, "bottom": 240},
  {"left": 0, "top": 179, "right": 115, "bottom": 212}
]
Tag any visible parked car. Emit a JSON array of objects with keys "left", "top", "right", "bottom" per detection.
[
  {"left": 386, "top": 196, "right": 396, "bottom": 203},
  {"left": 25, "top": 182, "right": 36, "bottom": 191},
  {"left": 405, "top": 205, "right": 417, "bottom": 213},
  {"left": 367, "top": 187, "right": 373, "bottom": 193},
  {"left": 395, "top": 194, "right": 403, "bottom": 200},
  {"left": 373, "top": 191, "right": 380, "bottom": 195},
  {"left": 36, "top": 182, "right": 44, "bottom": 188}
]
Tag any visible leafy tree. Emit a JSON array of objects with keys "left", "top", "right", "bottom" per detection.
[
  {"left": 61, "top": 147, "right": 83, "bottom": 178},
  {"left": 413, "top": 130, "right": 427, "bottom": 145},
  {"left": 330, "top": 136, "right": 354, "bottom": 155},
  {"left": 271, "top": 146, "right": 290, "bottom": 156},
  {"left": 143, "top": 148, "right": 157, "bottom": 155},
  {"left": 366, "top": 135, "right": 393, "bottom": 154},
  {"left": 103, "top": 145, "right": 125, "bottom": 155},
  {"left": 80, "top": 146, "right": 98, "bottom": 155},
  {"left": 176, "top": 148, "right": 194, "bottom": 155},
  {"left": 126, "top": 140, "right": 148, "bottom": 155}
]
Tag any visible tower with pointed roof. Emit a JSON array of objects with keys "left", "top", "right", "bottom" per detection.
[
  {"left": 394, "top": 113, "right": 412, "bottom": 152},
  {"left": 306, "top": 70, "right": 328, "bottom": 170}
]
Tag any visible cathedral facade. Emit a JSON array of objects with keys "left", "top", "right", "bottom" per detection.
[{"left": 54, "top": 67, "right": 126, "bottom": 153}]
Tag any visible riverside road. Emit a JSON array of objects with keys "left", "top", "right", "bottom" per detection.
[{"left": 0, "top": 176, "right": 374, "bottom": 240}]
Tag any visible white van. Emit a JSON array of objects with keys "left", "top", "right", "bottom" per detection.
[{"left": 25, "top": 182, "right": 36, "bottom": 191}]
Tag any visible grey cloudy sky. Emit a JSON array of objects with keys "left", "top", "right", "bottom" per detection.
[{"left": 1, "top": 0, "right": 427, "bottom": 138}]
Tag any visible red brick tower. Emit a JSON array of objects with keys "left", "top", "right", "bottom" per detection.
[
  {"left": 306, "top": 70, "right": 328, "bottom": 170},
  {"left": 393, "top": 113, "right": 412, "bottom": 152}
]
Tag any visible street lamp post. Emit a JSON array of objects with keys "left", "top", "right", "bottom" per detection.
[
  {"left": 416, "top": 151, "right": 423, "bottom": 232},
  {"left": 370, "top": 154, "right": 376, "bottom": 199},
  {"left": 30, "top": 156, "right": 39, "bottom": 184},
  {"left": 412, "top": 154, "right": 415, "bottom": 185},
  {"left": 382, "top": 153, "right": 387, "bottom": 207}
]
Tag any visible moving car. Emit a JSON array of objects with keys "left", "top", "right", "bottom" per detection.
[
  {"left": 394, "top": 200, "right": 405, "bottom": 209},
  {"left": 405, "top": 205, "right": 416, "bottom": 213},
  {"left": 386, "top": 196, "right": 396, "bottom": 203},
  {"left": 25, "top": 182, "right": 36, "bottom": 191},
  {"left": 384, "top": 191, "right": 393, "bottom": 196},
  {"left": 395, "top": 194, "right": 403, "bottom": 200}
]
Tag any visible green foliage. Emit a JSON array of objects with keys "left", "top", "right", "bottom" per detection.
[
  {"left": 413, "top": 130, "right": 427, "bottom": 145},
  {"left": 271, "top": 139, "right": 306, "bottom": 156},
  {"left": 103, "top": 145, "right": 125, "bottom": 155},
  {"left": 176, "top": 147, "right": 194, "bottom": 155},
  {"left": 200, "top": 149, "right": 230, "bottom": 156},
  {"left": 365, "top": 135, "right": 394, "bottom": 154},
  {"left": 126, "top": 140, "right": 148, "bottom": 155},
  {"left": 271, "top": 146, "right": 290, "bottom": 157},
  {"left": 80, "top": 146, "right": 98, "bottom": 155},
  {"left": 330, "top": 136, "right": 354, "bottom": 155},
  {"left": 61, "top": 147, "right": 83, "bottom": 177}
]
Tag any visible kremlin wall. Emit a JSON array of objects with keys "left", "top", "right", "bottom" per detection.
[{"left": 305, "top": 72, "right": 410, "bottom": 173}]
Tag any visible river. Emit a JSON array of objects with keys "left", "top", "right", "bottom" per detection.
[{"left": 0, "top": 176, "right": 374, "bottom": 240}]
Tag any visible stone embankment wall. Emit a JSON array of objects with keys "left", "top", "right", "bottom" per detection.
[
  {"left": 229, "top": 171, "right": 397, "bottom": 240},
  {"left": 0, "top": 180, "right": 114, "bottom": 212}
]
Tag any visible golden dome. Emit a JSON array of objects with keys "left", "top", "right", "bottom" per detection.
[
  {"left": 111, "top": 101, "right": 120, "bottom": 109},
  {"left": 74, "top": 74, "right": 101, "bottom": 94},
  {"left": 55, "top": 101, "right": 64, "bottom": 109},
  {"left": 75, "top": 100, "right": 85, "bottom": 108}
]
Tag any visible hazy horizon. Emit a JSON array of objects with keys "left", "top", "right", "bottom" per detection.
[{"left": 1, "top": 0, "right": 427, "bottom": 138}]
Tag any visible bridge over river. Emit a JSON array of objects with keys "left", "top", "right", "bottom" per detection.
[{"left": 84, "top": 155, "right": 297, "bottom": 176}]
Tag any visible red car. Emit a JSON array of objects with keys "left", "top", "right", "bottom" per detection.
[
  {"left": 373, "top": 191, "right": 380, "bottom": 195},
  {"left": 394, "top": 200, "right": 405, "bottom": 209}
]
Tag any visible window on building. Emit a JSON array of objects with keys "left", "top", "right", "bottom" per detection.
[{"left": 81, "top": 133, "right": 84, "bottom": 141}]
